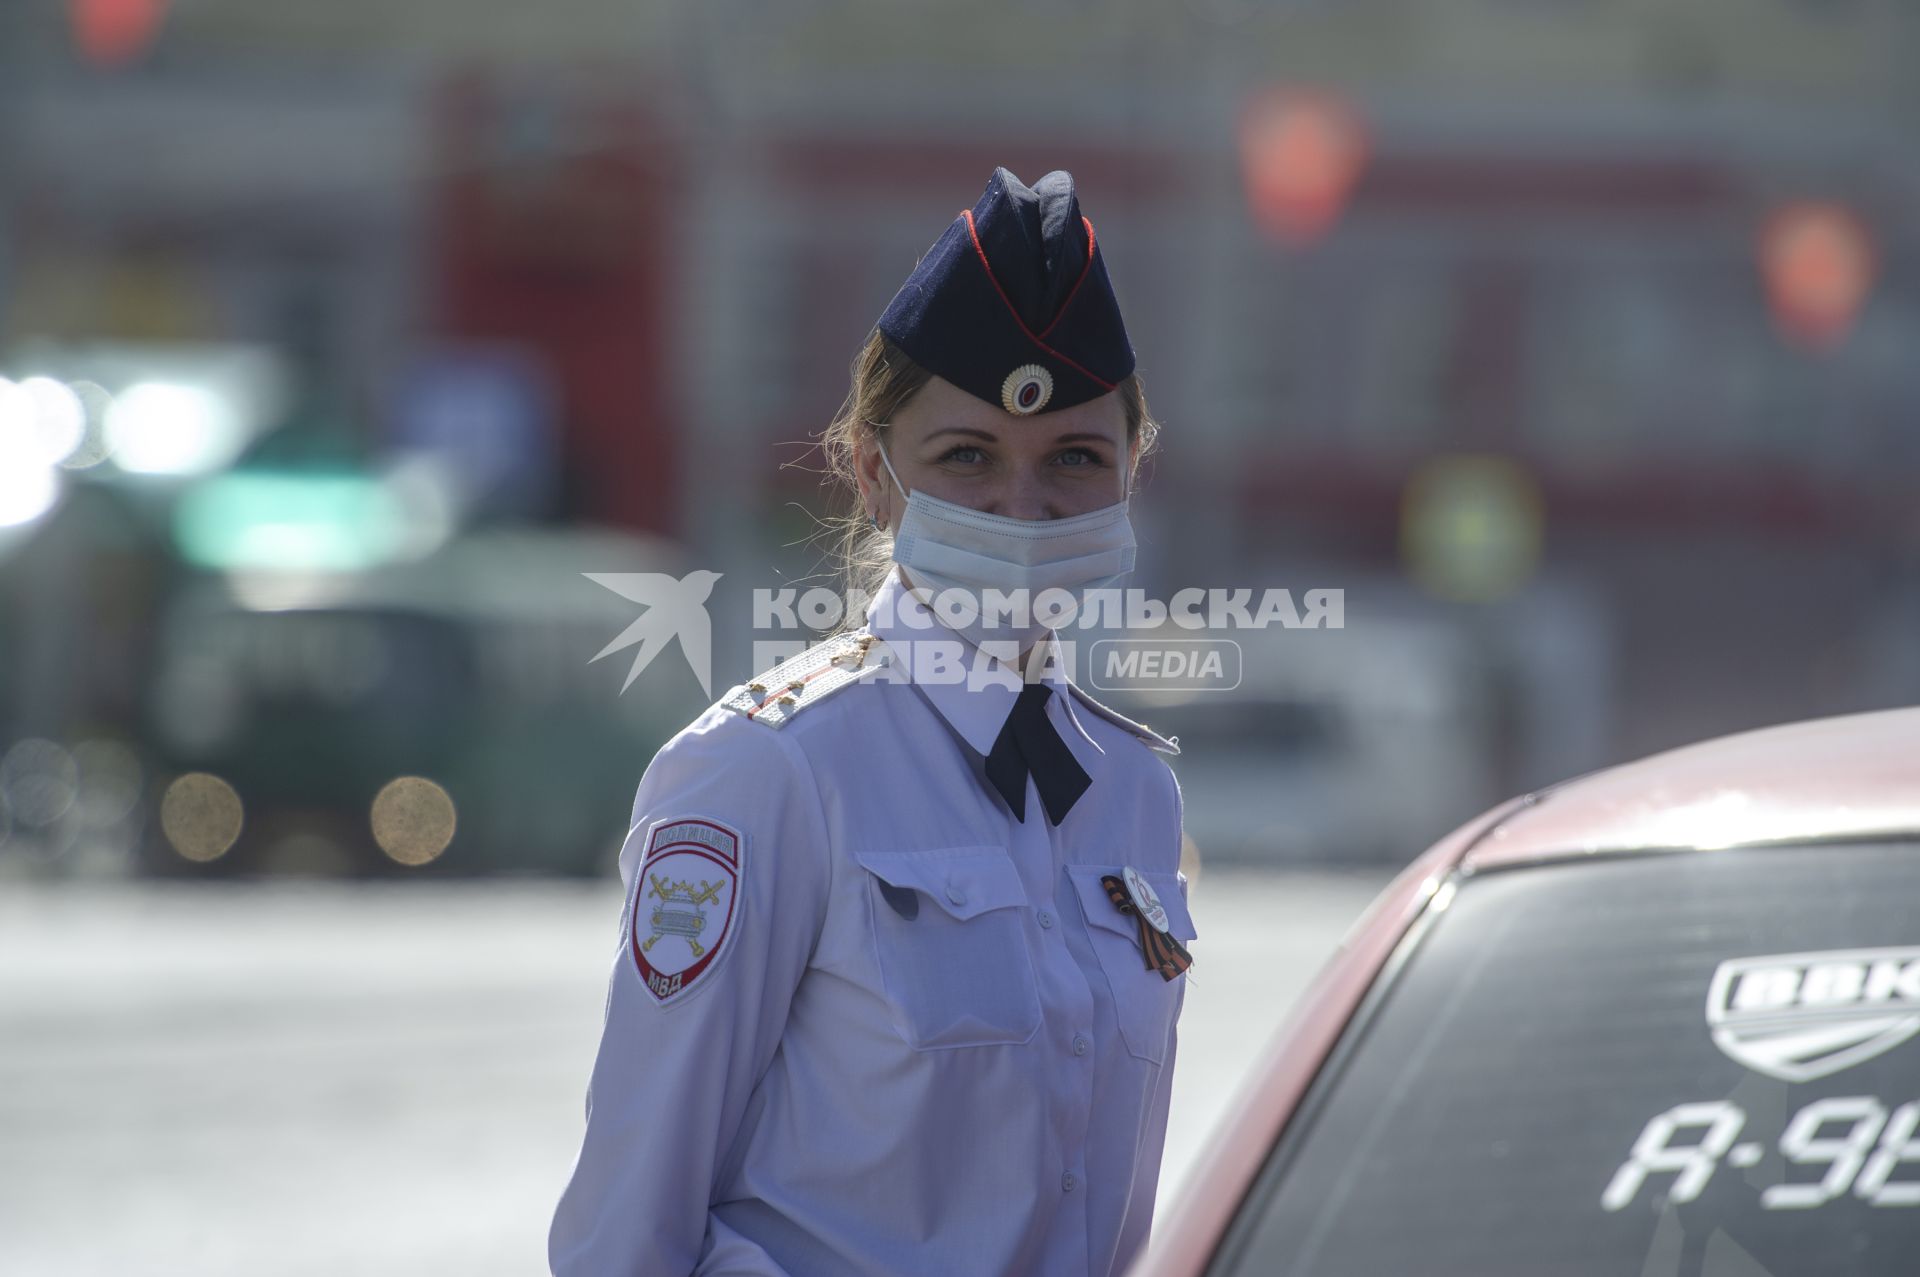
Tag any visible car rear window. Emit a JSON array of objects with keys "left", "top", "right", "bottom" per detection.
[{"left": 1213, "top": 841, "right": 1920, "bottom": 1277}]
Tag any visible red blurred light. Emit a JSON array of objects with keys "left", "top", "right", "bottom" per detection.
[
  {"left": 1239, "top": 89, "right": 1369, "bottom": 247},
  {"left": 1758, "top": 202, "right": 1875, "bottom": 353},
  {"left": 70, "top": 0, "right": 168, "bottom": 68}
]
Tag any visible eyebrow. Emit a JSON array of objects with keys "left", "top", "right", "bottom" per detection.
[{"left": 922, "top": 426, "right": 1118, "bottom": 447}]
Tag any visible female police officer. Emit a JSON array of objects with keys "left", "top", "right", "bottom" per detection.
[{"left": 550, "top": 167, "right": 1196, "bottom": 1277}]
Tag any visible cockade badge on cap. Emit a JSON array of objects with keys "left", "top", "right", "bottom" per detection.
[{"left": 1001, "top": 364, "right": 1054, "bottom": 415}]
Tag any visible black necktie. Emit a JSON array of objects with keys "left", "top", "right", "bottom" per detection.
[{"left": 986, "top": 684, "right": 1092, "bottom": 826}]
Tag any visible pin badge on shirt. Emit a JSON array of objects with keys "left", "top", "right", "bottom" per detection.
[{"left": 1100, "top": 868, "right": 1192, "bottom": 982}]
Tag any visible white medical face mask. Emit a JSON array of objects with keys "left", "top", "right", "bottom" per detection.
[{"left": 875, "top": 436, "right": 1136, "bottom": 650}]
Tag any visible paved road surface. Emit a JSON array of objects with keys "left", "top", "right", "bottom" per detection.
[{"left": 0, "top": 867, "right": 1391, "bottom": 1276}]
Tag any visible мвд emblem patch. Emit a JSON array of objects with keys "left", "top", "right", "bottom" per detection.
[{"left": 629, "top": 817, "right": 742, "bottom": 1006}]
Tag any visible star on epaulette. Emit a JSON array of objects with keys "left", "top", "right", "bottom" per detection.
[{"left": 719, "top": 630, "right": 887, "bottom": 729}]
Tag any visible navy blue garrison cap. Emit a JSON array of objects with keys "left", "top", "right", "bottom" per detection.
[{"left": 877, "top": 167, "right": 1134, "bottom": 416}]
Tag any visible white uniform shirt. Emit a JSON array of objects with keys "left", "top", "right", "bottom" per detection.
[{"left": 550, "top": 568, "right": 1196, "bottom": 1276}]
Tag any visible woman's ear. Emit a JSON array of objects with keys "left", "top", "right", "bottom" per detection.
[{"left": 855, "top": 430, "right": 887, "bottom": 525}]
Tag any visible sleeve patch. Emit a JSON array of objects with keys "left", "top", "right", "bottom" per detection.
[{"left": 628, "top": 817, "right": 744, "bottom": 1006}]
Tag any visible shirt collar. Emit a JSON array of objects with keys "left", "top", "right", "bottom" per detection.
[{"left": 864, "top": 567, "right": 1098, "bottom": 760}]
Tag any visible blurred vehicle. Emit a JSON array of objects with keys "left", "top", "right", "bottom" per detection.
[
  {"left": 1134, "top": 610, "right": 1494, "bottom": 864},
  {"left": 1120, "top": 575, "right": 1610, "bottom": 865},
  {"left": 142, "top": 527, "right": 690, "bottom": 876},
  {"left": 1140, "top": 707, "right": 1920, "bottom": 1276}
]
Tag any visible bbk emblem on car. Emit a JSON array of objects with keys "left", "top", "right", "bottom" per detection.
[{"left": 1706, "top": 947, "right": 1920, "bottom": 1082}]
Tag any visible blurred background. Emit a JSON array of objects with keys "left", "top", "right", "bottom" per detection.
[{"left": 1, "top": 1, "right": 1915, "bottom": 1272}]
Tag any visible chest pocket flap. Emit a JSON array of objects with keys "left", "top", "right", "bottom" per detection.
[
  {"left": 852, "top": 845, "right": 1040, "bottom": 1050},
  {"left": 854, "top": 845, "right": 1030, "bottom": 921}
]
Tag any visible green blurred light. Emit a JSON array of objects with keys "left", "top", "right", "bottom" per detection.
[
  {"left": 174, "top": 469, "right": 409, "bottom": 571},
  {"left": 1400, "top": 455, "right": 1544, "bottom": 603}
]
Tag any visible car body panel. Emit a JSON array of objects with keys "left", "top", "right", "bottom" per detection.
[
  {"left": 1137, "top": 794, "right": 1536, "bottom": 1277},
  {"left": 1133, "top": 705, "right": 1920, "bottom": 1277},
  {"left": 1466, "top": 707, "right": 1920, "bottom": 871}
]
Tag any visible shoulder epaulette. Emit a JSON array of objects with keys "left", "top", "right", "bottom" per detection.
[
  {"left": 719, "top": 629, "right": 885, "bottom": 729},
  {"left": 1065, "top": 684, "right": 1181, "bottom": 756}
]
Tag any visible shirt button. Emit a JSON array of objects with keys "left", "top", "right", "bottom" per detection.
[
  {"left": 945, "top": 883, "right": 966, "bottom": 906},
  {"left": 1072, "top": 1035, "right": 1089, "bottom": 1056},
  {"left": 1062, "top": 1172, "right": 1078, "bottom": 1193},
  {"left": 1038, "top": 911, "right": 1054, "bottom": 929}
]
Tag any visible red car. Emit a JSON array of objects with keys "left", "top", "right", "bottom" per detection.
[{"left": 1138, "top": 708, "right": 1920, "bottom": 1276}]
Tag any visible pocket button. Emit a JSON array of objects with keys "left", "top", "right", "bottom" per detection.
[{"left": 944, "top": 882, "right": 967, "bottom": 906}]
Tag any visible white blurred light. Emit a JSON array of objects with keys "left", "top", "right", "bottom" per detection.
[
  {"left": 19, "top": 377, "right": 87, "bottom": 466},
  {"left": 382, "top": 454, "right": 460, "bottom": 561},
  {"left": 0, "top": 377, "right": 29, "bottom": 438},
  {"left": 60, "top": 381, "right": 118, "bottom": 469},
  {"left": 107, "top": 381, "right": 246, "bottom": 476},
  {"left": 0, "top": 376, "right": 64, "bottom": 528},
  {"left": 0, "top": 462, "right": 61, "bottom": 529}
]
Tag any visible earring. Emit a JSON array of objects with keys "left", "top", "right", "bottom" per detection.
[{"left": 871, "top": 509, "right": 886, "bottom": 531}]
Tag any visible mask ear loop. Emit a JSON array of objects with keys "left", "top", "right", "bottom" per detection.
[
  {"left": 869, "top": 427, "right": 909, "bottom": 532},
  {"left": 873, "top": 429, "right": 908, "bottom": 499}
]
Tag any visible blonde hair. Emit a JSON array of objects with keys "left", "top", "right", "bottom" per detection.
[{"left": 818, "top": 330, "right": 1161, "bottom": 614}]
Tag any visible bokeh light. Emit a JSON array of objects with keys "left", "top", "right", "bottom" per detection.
[
  {"left": 70, "top": 0, "right": 170, "bottom": 68},
  {"left": 106, "top": 381, "right": 245, "bottom": 476},
  {"left": 17, "top": 377, "right": 88, "bottom": 466},
  {"left": 71, "top": 739, "right": 145, "bottom": 828},
  {"left": 59, "top": 380, "right": 119, "bottom": 469},
  {"left": 1239, "top": 88, "right": 1369, "bottom": 247},
  {"left": 0, "top": 739, "right": 81, "bottom": 828},
  {"left": 1400, "top": 456, "right": 1545, "bottom": 604},
  {"left": 0, "top": 378, "right": 29, "bottom": 438},
  {"left": 159, "top": 772, "right": 245, "bottom": 862},
  {"left": 0, "top": 378, "right": 72, "bottom": 529},
  {"left": 174, "top": 470, "right": 425, "bottom": 572},
  {"left": 370, "top": 776, "right": 457, "bottom": 867},
  {"left": 0, "top": 461, "right": 61, "bottom": 530},
  {"left": 1759, "top": 202, "right": 1875, "bottom": 353}
]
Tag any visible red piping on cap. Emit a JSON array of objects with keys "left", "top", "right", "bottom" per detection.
[
  {"left": 962, "top": 209, "right": 1117, "bottom": 393},
  {"left": 1038, "top": 217, "right": 1097, "bottom": 340}
]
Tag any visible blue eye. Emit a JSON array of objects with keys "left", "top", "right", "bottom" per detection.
[
  {"left": 938, "top": 445, "right": 987, "bottom": 465},
  {"left": 1056, "top": 448, "right": 1105, "bottom": 468}
]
